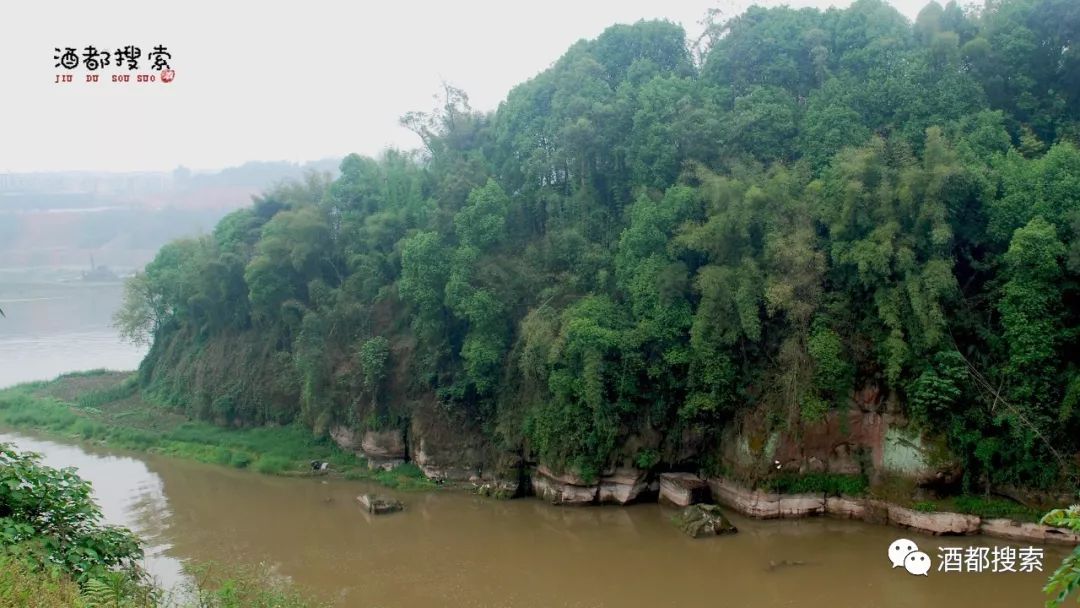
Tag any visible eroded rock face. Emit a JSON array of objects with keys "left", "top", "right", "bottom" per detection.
[
  {"left": 980, "top": 519, "right": 1080, "bottom": 545},
  {"left": 329, "top": 425, "right": 358, "bottom": 451},
  {"left": 709, "top": 478, "right": 779, "bottom": 518},
  {"left": 719, "top": 393, "right": 961, "bottom": 489},
  {"left": 411, "top": 437, "right": 479, "bottom": 480},
  {"left": 779, "top": 494, "right": 826, "bottom": 517},
  {"left": 886, "top": 504, "right": 980, "bottom": 535},
  {"left": 361, "top": 429, "right": 407, "bottom": 470},
  {"left": 361, "top": 429, "right": 406, "bottom": 457},
  {"left": 672, "top": 504, "right": 738, "bottom": 538},
  {"left": 407, "top": 402, "right": 521, "bottom": 496},
  {"left": 659, "top": 473, "right": 710, "bottom": 507},
  {"left": 598, "top": 467, "right": 649, "bottom": 505},
  {"left": 825, "top": 496, "right": 867, "bottom": 519},
  {"left": 707, "top": 478, "right": 825, "bottom": 519},
  {"left": 532, "top": 466, "right": 597, "bottom": 505}
]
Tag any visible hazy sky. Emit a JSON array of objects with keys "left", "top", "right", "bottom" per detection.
[{"left": 2, "top": 0, "right": 932, "bottom": 173}]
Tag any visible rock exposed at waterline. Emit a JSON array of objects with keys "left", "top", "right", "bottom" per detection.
[
  {"left": 598, "top": 467, "right": 649, "bottom": 505},
  {"left": 659, "top": 472, "right": 710, "bottom": 507},
  {"left": 356, "top": 494, "right": 404, "bottom": 515},
  {"left": 710, "top": 476, "right": 977, "bottom": 533},
  {"left": 779, "top": 493, "right": 826, "bottom": 517},
  {"left": 887, "top": 504, "right": 980, "bottom": 535},
  {"left": 825, "top": 496, "right": 866, "bottom": 519},
  {"left": 980, "top": 519, "right": 1080, "bottom": 545},
  {"left": 408, "top": 403, "right": 522, "bottom": 495},
  {"left": 708, "top": 478, "right": 784, "bottom": 518},
  {"left": 532, "top": 466, "right": 598, "bottom": 505},
  {"left": 672, "top": 504, "right": 737, "bottom": 538}
]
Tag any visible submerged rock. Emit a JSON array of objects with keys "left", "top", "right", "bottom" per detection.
[
  {"left": 474, "top": 480, "right": 518, "bottom": 500},
  {"left": 767, "top": 559, "right": 810, "bottom": 572},
  {"left": 356, "top": 494, "right": 404, "bottom": 515},
  {"left": 672, "top": 504, "right": 738, "bottom": 538}
]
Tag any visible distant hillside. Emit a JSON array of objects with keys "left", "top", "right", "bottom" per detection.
[
  {"left": 0, "top": 159, "right": 339, "bottom": 272},
  {"left": 123, "top": 0, "right": 1080, "bottom": 497}
]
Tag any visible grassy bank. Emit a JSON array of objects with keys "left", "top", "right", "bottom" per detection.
[{"left": 0, "top": 370, "right": 435, "bottom": 491}]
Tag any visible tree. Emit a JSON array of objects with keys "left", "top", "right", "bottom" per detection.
[
  {"left": 114, "top": 272, "right": 161, "bottom": 345},
  {"left": 1042, "top": 502, "right": 1080, "bottom": 606},
  {"left": 113, "top": 2, "right": 1080, "bottom": 493},
  {"left": 999, "top": 217, "right": 1066, "bottom": 428},
  {"left": 0, "top": 444, "right": 143, "bottom": 582}
]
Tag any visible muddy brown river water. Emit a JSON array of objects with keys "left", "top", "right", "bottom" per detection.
[{"left": 0, "top": 429, "right": 1067, "bottom": 608}]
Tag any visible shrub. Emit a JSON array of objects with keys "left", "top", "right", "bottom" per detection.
[
  {"left": 373, "top": 463, "right": 436, "bottom": 490},
  {"left": 229, "top": 452, "right": 252, "bottom": 469},
  {"left": 0, "top": 557, "right": 84, "bottom": 608},
  {"left": 634, "top": 448, "right": 660, "bottom": 470},
  {"left": 763, "top": 473, "right": 869, "bottom": 496},
  {"left": 0, "top": 443, "right": 143, "bottom": 582},
  {"left": 74, "top": 419, "right": 106, "bottom": 440},
  {"left": 253, "top": 455, "right": 293, "bottom": 475},
  {"left": 951, "top": 496, "right": 1038, "bottom": 521}
]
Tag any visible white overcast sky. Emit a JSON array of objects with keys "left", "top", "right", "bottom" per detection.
[{"left": 1, "top": 0, "right": 931, "bottom": 173}]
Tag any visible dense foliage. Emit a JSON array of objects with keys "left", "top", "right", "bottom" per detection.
[
  {"left": 0, "top": 443, "right": 143, "bottom": 582},
  {"left": 118, "top": 0, "right": 1080, "bottom": 491},
  {"left": 1042, "top": 502, "right": 1080, "bottom": 606}
]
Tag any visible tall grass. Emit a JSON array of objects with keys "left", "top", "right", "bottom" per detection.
[
  {"left": 0, "top": 388, "right": 322, "bottom": 471},
  {"left": 0, "top": 558, "right": 84, "bottom": 608}
]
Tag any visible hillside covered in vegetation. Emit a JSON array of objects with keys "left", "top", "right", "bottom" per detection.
[{"left": 116, "top": 0, "right": 1080, "bottom": 494}]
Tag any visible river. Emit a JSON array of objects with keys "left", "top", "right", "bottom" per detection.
[
  {"left": 0, "top": 279, "right": 145, "bottom": 388},
  {"left": 0, "top": 282, "right": 1068, "bottom": 607}
]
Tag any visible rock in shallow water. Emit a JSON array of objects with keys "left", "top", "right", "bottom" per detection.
[
  {"left": 356, "top": 494, "right": 404, "bottom": 515},
  {"left": 672, "top": 504, "right": 738, "bottom": 538}
]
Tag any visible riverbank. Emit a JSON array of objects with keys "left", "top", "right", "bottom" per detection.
[
  {"left": 0, "top": 370, "right": 435, "bottom": 491},
  {"left": 5, "top": 428, "right": 1067, "bottom": 608},
  {"left": 3, "top": 370, "right": 1077, "bottom": 548},
  {"left": 707, "top": 477, "right": 1080, "bottom": 545}
]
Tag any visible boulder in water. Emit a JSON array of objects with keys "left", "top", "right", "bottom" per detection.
[
  {"left": 672, "top": 504, "right": 737, "bottom": 538},
  {"left": 356, "top": 493, "right": 404, "bottom": 515}
]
